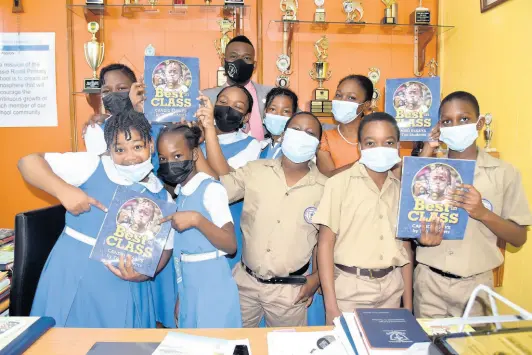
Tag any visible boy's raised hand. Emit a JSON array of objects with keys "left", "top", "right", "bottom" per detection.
[
  {"left": 419, "top": 217, "right": 444, "bottom": 246},
  {"left": 130, "top": 75, "right": 146, "bottom": 113},
  {"left": 57, "top": 185, "right": 107, "bottom": 216},
  {"left": 427, "top": 123, "right": 441, "bottom": 148}
]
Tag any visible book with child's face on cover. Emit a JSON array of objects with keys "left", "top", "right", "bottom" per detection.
[
  {"left": 397, "top": 156, "right": 476, "bottom": 240},
  {"left": 144, "top": 56, "right": 200, "bottom": 123},
  {"left": 385, "top": 77, "right": 441, "bottom": 141},
  {"left": 90, "top": 186, "right": 176, "bottom": 277}
]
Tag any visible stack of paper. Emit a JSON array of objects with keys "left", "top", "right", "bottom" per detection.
[
  {"left": 267, "top": 330, "right": 347, "bottom": 355},
  {"left": 152, "top": 332, "right": 251, "bottom": 355}
]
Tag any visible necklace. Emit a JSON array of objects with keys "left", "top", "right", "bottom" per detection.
[{"left": 337, "top": 125, "right": 357, "bottom": 146}]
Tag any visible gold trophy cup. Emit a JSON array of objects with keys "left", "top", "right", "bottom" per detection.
[
  {"left": 309, "top": 36, "right": 332, "bottom": 114},
  {"left": 214, "top": 18, "right": 235, "bottom": 87},
  {"left": 83, "top": 22, "right": 105, "bottom": 94},
  {"left": 382, "top": 0, "right": 397, "bottom": 24}
]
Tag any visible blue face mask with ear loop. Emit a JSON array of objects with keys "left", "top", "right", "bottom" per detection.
[
  {"left": 331, "top": 100, "right": 365, "bottom": 124},
  {"left": 439, "top": 120, "right": 480, "bottom": 152},
  {"left": 264, "top": 113, "right": 289, "bottom": 136},
  {"left": 359, "top": 146, "right": 401, "bottom": 173}
]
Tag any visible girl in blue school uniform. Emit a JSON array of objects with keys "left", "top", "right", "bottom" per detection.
[
  {"left": 83, "top": 63, "right": 164, "bottom": 171},
  {"left": 157, "top": 124, "right": 242, "bottom": 328},
  {"left": 260, "top": 87, "right": 298, "bottom": 160},
  {"left": 19, "top": 111, "right": 176, "bottom": 328},
  {"left": 196, "top": 85, "right": 261, "bottom": 270}
]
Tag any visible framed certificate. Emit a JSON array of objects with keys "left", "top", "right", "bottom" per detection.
[{"left": 480, "top": 0, "right": 509, "bottom": 13}]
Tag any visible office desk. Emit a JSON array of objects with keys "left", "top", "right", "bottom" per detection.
[{"left": 25, "top": 326, "right": 332, "bottom": 355}]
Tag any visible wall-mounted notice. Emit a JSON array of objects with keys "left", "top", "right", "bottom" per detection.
[{"left": 0, "top": 32, "right": 57, "bottom": 127}]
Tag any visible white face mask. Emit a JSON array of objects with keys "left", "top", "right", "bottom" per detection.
[
  {"left": 359, "top": 146, "right": 401, "bottom": 173},
  {"left": 439, "top": 123, "right": 479, "bottom": 152},
  {"left": 264, "top": 113, "right": 289, "bottom": 136},
  {"left": 114, "top": 157, "right": 154, "bottom": 183},
  {"left": 332, "top": 100, "right": 363, "bottom": 124},
  {"left": 281, "top": 128, "right": 320, "bottom": 164}
]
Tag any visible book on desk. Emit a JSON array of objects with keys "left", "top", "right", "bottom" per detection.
[{"left": 0, "top": 317, "right": 55, "bottom": 355}]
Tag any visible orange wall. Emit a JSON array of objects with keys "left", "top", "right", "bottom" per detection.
[
  {"left": 1, "top": 0, "right": 438, "bottom": 228},
  {"left": 0, "top": 0, "right": 70, "bottom": 228}
]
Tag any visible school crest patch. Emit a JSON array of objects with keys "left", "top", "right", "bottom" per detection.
[
  {"left": 482, "top": 198, "right": 493, "bottom": 212},
  {"left": 304, "top": 207, "right": 317, "bottom": 224}
]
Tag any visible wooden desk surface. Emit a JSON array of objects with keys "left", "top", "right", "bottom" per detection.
[{"left": 25, "top": 326, "right": 332, "bottom": 355}]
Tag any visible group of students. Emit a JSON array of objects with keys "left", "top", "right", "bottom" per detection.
[{"left": 17, "top": 35, "right": 532, "bottom": 330}]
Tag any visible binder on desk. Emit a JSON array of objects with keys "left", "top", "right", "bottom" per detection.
[{"left": 0, "top": 316, "right": 55, "bottom": 355}]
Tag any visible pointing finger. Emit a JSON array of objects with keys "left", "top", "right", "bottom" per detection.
[{"left": 88, "top": 197, "right": 108, "bottom": 213}]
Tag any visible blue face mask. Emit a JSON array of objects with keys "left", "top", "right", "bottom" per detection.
[
  {"left": 264, "top": 113, "right": 289, "bottom": 136},
  {"left": 114, "top": 157, "right": 154, "bottom": 183},
  {"left": 281, "top": 128, "right": 320, "bottom": 164},
  {"left": 439, "top": 123, "right": 479, "bottom": 152},
  {"left": 359, "top": 147, "right": 401, "bottom": 173},
  {"left": 332, "top": 100, "right": 363, "bottom": 124}
]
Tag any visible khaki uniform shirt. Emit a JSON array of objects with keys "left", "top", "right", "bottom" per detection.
[
  {"left": 313, "top": 162, "right": 409, "bottom": 269},
  {"left": 417, "top": 150, "right": 532, "bottom": 277},
  {"left": 220, "top": 158, "right": 327, "bottom": 278}
]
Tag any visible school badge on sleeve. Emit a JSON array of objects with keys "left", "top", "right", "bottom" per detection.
[
  {"left": 304, "top": 207, "right": 317, "bottom": 224},
  {"left": 482, "top": 198, "right": 494, "bottom": 212}
]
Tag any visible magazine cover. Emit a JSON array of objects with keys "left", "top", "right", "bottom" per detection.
[
  {"left": 144, "top": 56, "right": 200, "bottom": 123},
  {"left": 385, "top": 77, "right": 441, "bottom": 141},
  {"left": 90, "top": 186, "right": 176, "bottom": 277},
  {"left": 397, "top": 156, "right": 476, "bottom": 240}
]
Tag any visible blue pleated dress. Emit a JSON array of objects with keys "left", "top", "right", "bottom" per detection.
[
  {"left": 174, "top": 177, "right": 242, "bottom": 328},
  {"left": 30, "top": 161, "right": 177, "bottom": 328}
]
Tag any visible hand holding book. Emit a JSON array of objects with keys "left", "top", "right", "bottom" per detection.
[
  {"left": 129, "top": 75, "right": 146, "bottom": 113},
  {"left": 106, "top": 254, "right": 150, "bottom": 282},
  {"left": 419, "top": 216, "right": 445, "bottom": 246},
  {"left": 449, "top": 183, "right": 489, "bottom": 220}
]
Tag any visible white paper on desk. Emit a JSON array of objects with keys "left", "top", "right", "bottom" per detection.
[
  {"left": 267, "top": 331, "right": 347, "bottom": 355},
  {"left": 152, "top": 332, "right": 251, "bottom": 355}
]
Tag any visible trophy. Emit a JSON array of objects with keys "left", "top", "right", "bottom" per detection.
[
  {"left": 309, "top": 36, "right": 332, "bottom": 114},
  {"left": 343, "top": 0, "right": 364, "bottom": 23},
  {"left": 12, "top": 0, "right": 23, "bottom": 13},
  {"left": 145, "top": 44, "right": 155, "bottom": 57},
  {"left": 145, "top": 0, "right": 160, "bottom": 12},
  {"left": 412, "top": 0, "right": 431, "bottom": 25},
  {"left": 225, "top": 0, "right": 244, "bottom": 5},
  {"left": 86, "top": 0, "right": 104, "bottom": 4},
  {"left": 382, "top": 0, "right": 397, "bottom": 24},
  {"left": 314, "top": 0, "right": 325, "bottom": 22},
  {"left": 426, "top": 58, "right": 438, "bottom": 77},
  {"left": 276, "top": 54, "right": 291, "bottom": 88},
  {"left": 214, "top": 19, "right": 235, "bottom": 87},
  {"left": 83, "top": 22, "right": 105, "bottom": 94},
  {"left": 484, "top": 114, "right": 496, "bottom": 152},
  {"left": 368, "top": 67, "right": 381, "bottom": 109},
  {"left": 280, "top": 0, "right": 298, "bottom": 21}
]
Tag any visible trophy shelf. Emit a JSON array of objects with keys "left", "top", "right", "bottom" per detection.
[
  {"left": 268, "top": 20, "right": 454, "bottom": 36},
  {"left": 67, "top": 3, "right": 250, "bottom": 21}
]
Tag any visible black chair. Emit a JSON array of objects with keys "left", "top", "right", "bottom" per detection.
[{"left": 10, "top": 205, "right": 65, "bottom": 316}]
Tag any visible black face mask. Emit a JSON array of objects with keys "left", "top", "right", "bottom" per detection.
[
  {"left": 157, "top": 160, "right": 194, "bottom": 186},
  {"left": 224, "top": 59, "right": 254, "bottom": 84},
  {"left": 102, "top": 91, "right": 133, "bottom": 115},
  {"left": 214, "top": 105, "right": 245, "bottom": 133}
]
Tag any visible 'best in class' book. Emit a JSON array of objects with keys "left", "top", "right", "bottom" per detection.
[
  {"left": 144, "top": 56, "right": 200, "bottom": 123},
  {"left": 397, "top": 156, "right": 476, "bottom": 240},
  {"left": 385, "top": 77, "right": 441, "bottom": 141},
  {"left": 90, "top": 186, "right": 176, "bottom": 277}
]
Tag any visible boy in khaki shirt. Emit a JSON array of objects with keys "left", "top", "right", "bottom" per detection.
[
  {"left": 195, "top": 106, "right": 327, "bottom": 327},
  {"left": 417, "top": 91, "right": 532, "bottom": 318},
  {"left": 314, "top": 112, "right": 414, "bottom": 325}
]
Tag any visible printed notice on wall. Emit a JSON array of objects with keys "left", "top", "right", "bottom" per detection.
[{"left": 0, "top": 33, "right": 57, "bottom": 127}]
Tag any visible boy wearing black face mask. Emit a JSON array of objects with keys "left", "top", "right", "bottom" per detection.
[{"left": 203, "top": 36, "right": 274, "bottom": 142}]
